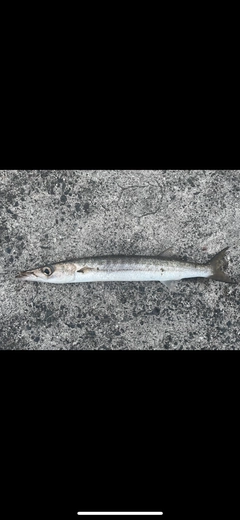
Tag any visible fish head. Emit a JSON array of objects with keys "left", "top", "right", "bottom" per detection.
[{"left": 16, "top": 262, "right": 77, "bottom": 283}]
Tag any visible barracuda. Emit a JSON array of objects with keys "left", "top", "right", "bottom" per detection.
[{"left": 16, "top": 247, "right": 235, "bottom": 286}]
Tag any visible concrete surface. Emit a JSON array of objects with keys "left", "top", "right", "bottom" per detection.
[{"left": 0, "top": 169, "right": 239, "bottom": 350}]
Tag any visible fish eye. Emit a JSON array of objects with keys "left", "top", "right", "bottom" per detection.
[{"left": 42, "top": 266, "right": 53, "bottom": 276}]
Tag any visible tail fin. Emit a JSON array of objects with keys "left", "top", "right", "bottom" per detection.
[{"left": 208, "top": 247, "right": 235, "bottom": 284}]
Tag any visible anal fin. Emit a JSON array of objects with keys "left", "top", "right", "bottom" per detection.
[{"left": 161, "top": 280, "right": 179, "bottom": 291}]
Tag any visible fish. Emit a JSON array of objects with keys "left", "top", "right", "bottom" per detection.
[{"left": 16, "top": 247, "right": 235, "bottom": 286}]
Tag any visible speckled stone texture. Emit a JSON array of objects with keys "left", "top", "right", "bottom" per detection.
[{"left": 0, "top": 170, "right": 239, "bottom": 350}]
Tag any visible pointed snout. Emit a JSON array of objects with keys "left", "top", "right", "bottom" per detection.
[{"left": 16, "top": 271, "right": 37, "bottom": 280}]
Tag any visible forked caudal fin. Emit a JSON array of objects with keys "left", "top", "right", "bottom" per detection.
[{"left": 208, "top": 247, "right": 235, "bottom": 284}]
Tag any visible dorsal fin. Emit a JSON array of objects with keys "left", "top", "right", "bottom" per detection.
[{"left": 158, "top": 247, "right": 175, "bottom": 258}]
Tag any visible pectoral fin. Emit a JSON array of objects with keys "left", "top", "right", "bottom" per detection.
[{"left": 77, "top": 266, "right": 95, "bottom": 274}]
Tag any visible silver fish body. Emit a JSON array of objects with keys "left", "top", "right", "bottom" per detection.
[{"left": 17, "top": 247, "right": 234, "bottom": 285}]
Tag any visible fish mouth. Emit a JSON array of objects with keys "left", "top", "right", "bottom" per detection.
[{"left": 16, "top": 271, "right": 38, "bottom": 279}]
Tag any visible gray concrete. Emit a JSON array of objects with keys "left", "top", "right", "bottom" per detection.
[{"left": 0, "top": 170, "right": 239, "bottom": 350}]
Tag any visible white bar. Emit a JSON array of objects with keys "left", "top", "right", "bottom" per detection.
[{"left": 77, "top": 514, "right": 163, "bottom": 516}]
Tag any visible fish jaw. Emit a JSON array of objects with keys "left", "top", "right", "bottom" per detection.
[
  {"left": 16, "top": 263, "right": 77, "bottom": 283},
  {"left": 16, "top": 270, "right": 41, "bottom": 281}
]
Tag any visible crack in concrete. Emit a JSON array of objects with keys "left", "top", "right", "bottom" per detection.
[{"left": 116, "top": 181, "right": 163, "bottom": 219}]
